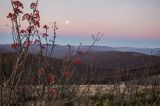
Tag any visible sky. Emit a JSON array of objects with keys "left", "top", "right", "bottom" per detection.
[{"left": 0, "top": 0, "right": 160, "bottom": 48}]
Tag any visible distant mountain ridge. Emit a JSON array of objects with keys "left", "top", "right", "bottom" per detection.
[
  {"left": 0, "top": 44, "right": 160, "bottom": 58},
  {"left": 81, "top": 45, "right": 160, "bottom": 56}
]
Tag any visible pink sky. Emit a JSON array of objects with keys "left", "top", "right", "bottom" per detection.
[{"left": 0, "top": 0, "right": 160, "bottom": 47}]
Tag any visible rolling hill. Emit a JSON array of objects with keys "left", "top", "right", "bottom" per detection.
[{"left": 0, "top": 50, "right": 160, "bottom": 84}]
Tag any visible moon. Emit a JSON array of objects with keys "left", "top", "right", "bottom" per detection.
[{"left": 65, "top": 20, "right": 69, "bottom": 24}]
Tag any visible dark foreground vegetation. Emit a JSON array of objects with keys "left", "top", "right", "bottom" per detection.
[{"left": 0, "top": 52, "right": 160, "bottom": 105}]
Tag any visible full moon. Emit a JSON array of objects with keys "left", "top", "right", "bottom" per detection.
[{"left": 65, "top": 20, "right": 69, "bottom": 24}]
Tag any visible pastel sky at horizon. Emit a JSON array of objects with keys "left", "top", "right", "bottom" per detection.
[{"left": 0, "top": 0, "right": 160, "bottom": 48}]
